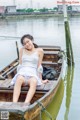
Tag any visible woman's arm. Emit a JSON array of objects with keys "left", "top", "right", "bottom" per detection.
[
  {"left": 38, "top": 65, "right": 43, "bottom": 80},
  {"left": 17, "top": 48, "right": 23, "bottom": 72},
  {"left": 37, "top": 48, "right": 44, "bottom": 80},
  {"left": 38, "top": 48, "right": 49, "bottom": 84},
  {"left": 38, "top": 48, "right": 44, "bottom": 66}
]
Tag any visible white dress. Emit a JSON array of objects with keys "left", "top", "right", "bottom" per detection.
[{"left": 11, "top": 50, "right": 42, "bottom": 86}]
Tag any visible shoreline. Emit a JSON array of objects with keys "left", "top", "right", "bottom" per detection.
[
  {"left": 0, "top": 13, "right": 63, "bottom": 19},
  {"left": 0, "top": 12, "right": 80, "bottom": 19}
]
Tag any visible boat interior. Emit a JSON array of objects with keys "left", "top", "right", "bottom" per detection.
[{"left": 0, "top": 46, "right": 63, "bottom": 104}]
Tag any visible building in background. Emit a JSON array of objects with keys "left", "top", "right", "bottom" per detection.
[
  {"left": 72, "top": 5, "right": 80, "bottom": 12},
  {"left": 5, "top": 6, "right": 16, "bottom": 13},
  {"left": 57, "top": 5, "right": 63, "bottom": 12},
  {"left": 57, "top": 4, "right": 80, "bottom": 13}
]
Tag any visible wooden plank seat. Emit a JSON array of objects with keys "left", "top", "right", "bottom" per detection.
[
  {"left": 43, "top": 51, "right": 60, "bottom": 62},
  {"left": 42, "top": 61, "right": 60, "bottom": 66},
  {"left": 0, "top": 79, "right": 57, "bottom": 93},
  {"left": 39, "top": 45, "right": 61, "bottom": 51},
  {"left": 44, "top": 51, "right": 60, "bottom": 55}
]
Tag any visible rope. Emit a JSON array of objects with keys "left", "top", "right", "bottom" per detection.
[
  {"left": 59, "top": 50, "right": 75, "bottom": 65},
  {"left": 37, "top": 101, "right": 52, "bottom": 120}
]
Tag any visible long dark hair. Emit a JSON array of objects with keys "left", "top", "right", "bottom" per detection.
[{"left": 21, "top": 34, "right": 38, "bottom": 48}]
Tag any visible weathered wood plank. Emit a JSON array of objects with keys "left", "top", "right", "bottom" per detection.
[
  {"left": 0, "top": 102, "right": 29, "bottom": 111},
  {"left": 44, "top": 51, "right": 59, "bottom": 54},
  {"left": 0, "top": 80, "right": 56, "bottom": 93},
  {"left": 0, "top": 79, "right": 11, "bottom": 88},
  {"left": 39, "top": 45, "right": 61, "bottom": 51},
  {"left": 43, "top": 81, "right": 58, "bottom": 91}
]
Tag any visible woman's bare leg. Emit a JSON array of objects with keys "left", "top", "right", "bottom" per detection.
[
  {"left": 13, "top": 75, "right": 25, "bottom": 102},
  {"left": 24, "top": 77, "right": 37, "bottom": 103}
]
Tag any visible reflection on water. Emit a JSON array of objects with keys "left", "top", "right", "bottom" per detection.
[
  {"left": 64, "top": 66, "right": 74, "bottom": 120},
  {"left": 42, "top": 80, "right": 64, "bottom": 120}
]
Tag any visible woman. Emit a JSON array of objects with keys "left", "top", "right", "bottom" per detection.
[{"left": 12, "top": 34, "right": 48, "bottom": 105}]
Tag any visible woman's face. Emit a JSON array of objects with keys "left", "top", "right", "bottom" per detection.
[{"left": 23, "top": 38, "right": 34, "bottom": 50}]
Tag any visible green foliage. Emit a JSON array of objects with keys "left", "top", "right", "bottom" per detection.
[
  {"left": 17, "top": 8, "right": 34, "bottom": 13},
  {"left": 67, "top": 6, "right": 72, "bottom": 10},
  {"left": 16, "top": 7, "right": 58, "bottom": 13},
  {"left": 26, "top": 8, "right": 34, "bottom": 12},
  {"left": 39, "top": 8, "right": 48, "bottom": 12},
  {"left": 53, "top": 7, "right": 58, "bottom": 11},
  {"left": 17, "top": 9, "right": 26, "bottom": 12}
]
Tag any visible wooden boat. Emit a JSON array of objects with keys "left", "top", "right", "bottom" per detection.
[{"left": 0, "top": 46, "right": 63, "bottom": 120}]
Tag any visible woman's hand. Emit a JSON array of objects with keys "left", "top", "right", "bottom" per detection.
[{"left": 42, "top": 79, "right": 49, "bottom": 84}]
